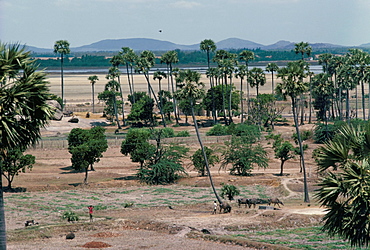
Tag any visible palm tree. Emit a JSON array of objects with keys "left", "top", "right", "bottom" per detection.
[
  {"left": 239, "top": 50, "right": 255, "bottom": 112},
  {"left": 294, "top": 41, "right": 312, "bottom": 60},
  {"left": 200, "top": 39, "right": 217, "bottom": 123},
  {"left": 315, "top": 122, "right": 370, "bottom": 247},
  {"left": 248, "top": 67, "right": 266, "bottom": 98},
  {"left": 153, "top": 70, "right": 167, "bottom": 117},
  {"left": 175, "top": 69, "right": 222, "bottom": 203},
  {"left": 161, "top": 50, "right": 180, "bottom": 124},
  {"left": 265, "top": 62, "right": 279, "bottom": 95},
  {"left": 248, "top": 67, "right": 266, "bottom": 128},
  {"left": 0, "top": 42, "right": 54, "bottom": 248},
  {"left": 119, "top": 47, "right": 138, "bottom": 102},
  {"left": 136, "top": 51, "right": 166, "bottom": 127},
  {"left": 277, "top": 61, "right": 310, "bottom": 203},
  {"left": 106, "top": 67, "right": 125, "bottom": 126},
  {"left": 200, "top": 39, "right": 216, "bottom": 70},
  {"left": 88, "top": 75, "right": 99, "bottom": 113},
  {"left": 234, "top": 64, "right": 247, "bottom": 122},
  {"left": 53, "top": 40, "right": 70, "bottom": 111}
]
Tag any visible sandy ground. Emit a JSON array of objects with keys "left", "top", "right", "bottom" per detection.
[{"left": 5, "top": 72, "right": 334, "bottom": 249}]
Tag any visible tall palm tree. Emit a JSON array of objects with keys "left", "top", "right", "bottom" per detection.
[
  {"left": 265, "top": 62, "right": 279, "bottom": 95},
  {"left": 248, "top": 67, "right": 266, "bottom": 98},
  {"left": 200, "top": 39, "right": 217, "bottom": 123},
  {"left": 248, "top": 67, "right": 266, "bottom": 128},
  {"left": 53, "top": 40, "right": 70, "bottom": 111},
  {"left": 161, "top": 51, "right": 180, "bottom": 124},
  {"left": 0, "top": 42, "right": 54, "bottom": 248},
  {"left": 88, "top": 75, "right": 99, "bottom": 113},
  {"left": 277, "top": 61, "right": 310, "bottom": 203},
  {"left": 315, "top": 122, "right": 370, "bottom": 247},
  {"left": 234, "top": 64, "right": 247, "bottom": 122},
  {"left": 294, "top": 41, "right": 312, "bottom": 60},
  {"left": 136, "top": 51, "right": 166, "bottom": 127},
  {"left": 119, "top": 47, "right": 137, "bottom": 102},
  {"left": 153, "top": 70, "right": 167, "bottom": 117},
  {"left": 107, "top": 67, "right": 125, "bottom": 126},
  {"left": 239, "top": 50, "right": 255, "bottom": 112},
  {"left": 175, "top": 69, "right": 222, "bottom": 203}
]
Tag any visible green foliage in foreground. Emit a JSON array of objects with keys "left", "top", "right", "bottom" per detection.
[
  {"left": 61, "top": 211, "right": 79, "bottom": 222},
  {"left": 220, "top": 184, "right": 240, "bottom": 201}
]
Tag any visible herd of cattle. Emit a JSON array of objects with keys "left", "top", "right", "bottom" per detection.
[{"left": 219, "top": 198, "right": 284, "bottom": 213}]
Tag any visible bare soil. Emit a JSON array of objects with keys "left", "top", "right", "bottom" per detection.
[{"left": 6, "top": 74, "right": 328, "bottom": 249}]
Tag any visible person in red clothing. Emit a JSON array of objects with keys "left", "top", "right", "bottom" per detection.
[{"left": 88, "top": 205, "right": 94, "bottom": 222}]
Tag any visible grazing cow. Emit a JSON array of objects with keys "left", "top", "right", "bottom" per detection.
[
  {"left": 268, "top": 198, "right": 284, "bottom": 207},
  {"left": 247, "top": 198, "right": 260, "bottom": 208},
  {"left": 237, "top": 198, "right": 249, "bottom": 208},
  {"left": 219, "top": 202, "right": 232, "bottom": 213}
]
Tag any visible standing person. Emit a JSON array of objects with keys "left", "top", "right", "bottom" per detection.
[
  {"left": 88, "top": 205, "right": 94, "bottom": 222},
  {"left": 212, "top": 201, "right": 217, "bottom": 214}
]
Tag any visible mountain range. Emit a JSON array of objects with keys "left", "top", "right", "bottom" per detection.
[{"left": 26, "top": 38, "right": 370, "bottom": 53}]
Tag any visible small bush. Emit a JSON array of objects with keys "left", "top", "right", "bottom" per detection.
[
  {"left": 220, "top": 184, "right": 240, "bottom": 201},
  {"left": 61, "top": 211, "right": 79, "bottom": 222},
  {"left": 206, "top": 124, "right": 228, "bottom": 136},
  {"left": 176, "top": 131, "right": 190, "bottom": 137}
]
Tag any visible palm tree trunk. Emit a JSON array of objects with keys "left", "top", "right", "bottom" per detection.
[
  {"left": 240, "top": 78, "right": 244, "bottom": 123},
  {"left": 61, "top": 55, "right": 65, "bottom": 111},
  {"left": 0, "top": 161, "right": 7, "bottom": 249},
  {"left": 144, "top": 73, "right": 167, "bottom": 127},
  {"left": 191, "top": 104, "right": 222, "bottom": 204},
  {"left": 117, "top": 76, "right": 126, "bottom": 126},
  {"left": 361, "top": 80, "right": 365, "bottom": 120},
  {"left": 92, "top": 83, "right": 95, "bottom": 113},
  {"left": 292, "top": 97, "right": 310, "bottom": 203}
]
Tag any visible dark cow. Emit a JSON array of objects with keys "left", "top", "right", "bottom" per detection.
[
  {"left": 247, "top": 198, "right": 260, "bottom": 208},
  {"left": 219, "top": 202, "right": 232, "bottom": 213},
  {"left": 268, "top": 198, "right": 284, "bottom": 207},
  {"left": 237, "top": 198, "right": 249, "bottom": 208}
]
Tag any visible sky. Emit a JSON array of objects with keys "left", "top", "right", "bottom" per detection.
[{"left": 1, "top": 0, "right": 370, "bottom": 49}]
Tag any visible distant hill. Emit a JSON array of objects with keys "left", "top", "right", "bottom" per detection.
[{"left": 25, "top": 38, "right": 349, "bottom": 53}]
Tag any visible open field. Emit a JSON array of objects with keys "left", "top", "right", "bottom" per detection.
[{"left": 5, "top": 73, "right": 362, "bottom": 249}]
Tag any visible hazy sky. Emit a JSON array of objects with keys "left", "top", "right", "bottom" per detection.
[{"left": 2, "top": 0, "right": 370, "bottom": 49}]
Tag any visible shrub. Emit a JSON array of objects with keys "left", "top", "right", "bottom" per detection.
[
  {"left": 61, "top": 211, "right": 79, "bottom": 222},
  {"left": 220, "top": 184, "right": 240, "bottom": 201},
  {"left": 176, "top": 130, "right": 190, "bottom": 137},
  {"left": 206, "top": 124, "right": 228, "bottom": 136}
]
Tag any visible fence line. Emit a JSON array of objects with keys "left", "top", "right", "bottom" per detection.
[{"left": 31, "top": 135, "right": 231, "bottom": 149}]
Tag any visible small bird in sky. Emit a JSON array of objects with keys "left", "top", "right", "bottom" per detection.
[{"left": 159, "top": 30, "right": 162, "bottom": 33}]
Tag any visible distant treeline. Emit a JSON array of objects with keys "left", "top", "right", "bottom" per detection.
[{"left": 34, "top": 47, "right": 368, "bottom": 69}]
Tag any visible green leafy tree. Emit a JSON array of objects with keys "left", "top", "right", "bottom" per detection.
[
  {"left": 137, "top": 143, "right": 188, "bottom": 185},
  {"left": 277, "top": 60, "right": 310, "bottom": 203},
  {"left": 88, "top": 75, "right": 99, "bottom": 113},
  {"left": 220, "top": 184, "right": 240, "bottom": 201},
  {"left": 121, "top": 128, "right": 155, "bottom": 169},
  {"left": 248, "top": 94, "right": 283, "bottom": 129},
  {"left": 266, "top": 134, "right": 295, "bottom": 176},
  {"left": 53, "top": 40, "right": 70, "bottom": 110},
  {"left": 0, "top": 42, "right": 54, "bottom": 248},
  {"left": 68, "top": 126, "right": 108, "bottom": 184},
  {"left": 127, "top": 93, "right": 154, "bottom": 126},
  {"left": 222, "top": 135, "right": 268, "bottom": 176},
  {"left": 191, "top": 146, "right": 219, "bottom": 176},
  {"left": 315, "top": 122, "right": 370, "bottom": 247},
  {"left": 0, "top": 147, "right": 35, "bottom": 189}
]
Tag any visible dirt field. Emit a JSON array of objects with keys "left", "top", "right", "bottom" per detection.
[{"left": 5, "top": 73, "right": 345, "bottom": 249}]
